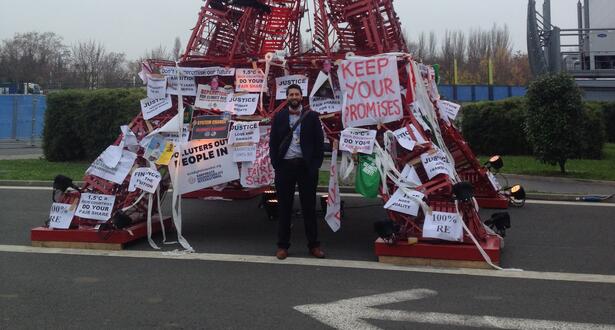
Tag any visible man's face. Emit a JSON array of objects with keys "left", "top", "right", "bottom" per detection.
[{"left": 286, "top": 88, "right": 302, "bottom": 109}]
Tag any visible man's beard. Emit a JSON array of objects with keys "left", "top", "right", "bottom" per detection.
[{"left": 289, "top": 99, "right": 301, "bottom": 109}]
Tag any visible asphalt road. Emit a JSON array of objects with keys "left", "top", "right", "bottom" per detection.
[{"left": 1, "top": 187, "right": 614, "bottom": 329}]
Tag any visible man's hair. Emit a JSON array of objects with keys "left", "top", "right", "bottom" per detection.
[{"left": 286, "top": 84, "right": 303, "bottom": 96}]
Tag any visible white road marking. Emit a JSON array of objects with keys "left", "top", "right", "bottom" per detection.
[
  {"left": 0, "top": 186, "right": 52, "bottom": 190},
  {"left": 294, "top": 289, "right": 615, "bottom": 330},
  {"left": 0, "top": 244, "right": 614, "bottom": 284}
]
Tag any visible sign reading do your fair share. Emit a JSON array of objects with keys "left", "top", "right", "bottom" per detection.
[{"left": 337, "top": 56, "right": 403, "bottom": 128}]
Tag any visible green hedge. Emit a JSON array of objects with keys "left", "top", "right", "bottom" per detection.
[
  {"left": 43, "top": 88, "right": 145, "bottom": 162},
  {"left": 588, "top": 101, "right": 615, "bottom": 143}
]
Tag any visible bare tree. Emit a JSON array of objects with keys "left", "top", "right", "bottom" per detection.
[
  {"left": 173, "top": 37, "right": 182, "bottom": 61},
  {"left": 70, "top": 40, "right": 130, "bottom": 89}
]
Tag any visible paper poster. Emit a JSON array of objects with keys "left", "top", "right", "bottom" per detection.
[
  {"left": 232, "top": 145, "right": 257, "bottom": 163},
  {"left": 310, "top": 71, "right": 335, "bottom": 98},
  {"left": 275, "top": 75, "right": 309, "bottom": 100},
  {"left": 167, "top": 76, "right": 197, "bottom": 96},
  {"left": 228, "top": 121, "right": 260, "bottom": 145},
  {"left": 393, "top": 127, "right": 417, "bottom": 151},
  {"left": 235, "top": 68, "right": 266, "bottom": 92},
  {"left": 156, "top": 142, "right": 175, "bottom": 166},
  {"left": 147, "top": 75, "right": 167, "bottom": 99},
  {"left": 339, "top": 128, "right": 377, "bottom": 154},
  {"left": 194, "top": 85, "right": 231, "bottom": 110},
  {"left": 99, "top": 145, "right": 123, "bottom": 168},
  {"left": 169, "top": 139, "right": 240, "bottom": 194},
  {"left": 75, "top": 193, "right": 116, "bottom": 221},
  {"left": 226, "top": 93, "right": 259, "bottom": 115},
  {"left": 48, "top": 203, "right": 76, "bottom": 229},
  {"left": 144, "top": 134, "right": 167, "bottom": 162},
  {"left": 310, "top": 95, "right": 342, "bottom": 114},
  {"left": 383, "top": 188, "right": 423, "bottom": 217},
  {"left": 240, "top": 126, "right": 275, "bottom": 188},
  {"left": 192, "top": 115, "right": 230, "bottom": 140},
  {"left": 423, "top": 211, "right": 463, "bottom": 242},
  {"left": 87, "top": 150, "right": 138, "bottom": 185},
  {"left": 437, "top": 100, "right": 461, "bottom": 121},
  {"left": 160, "top": 66, "right": 235, "bottom": 77},
  {"left": 161, "top": 124, "right": 190, "bottom": 144},
  {"left": 128, "top": 168, "right": 162, "bottom": 194},
  {"left": 337, "top": 56, "right": 403, "bottom": 127},
  {"left": 324, "top": 149, "right": 341, "bottom": 232},
  {"left": 400, "top": 164, "right": 422, "bottom": 186},
  {"left": 420, "top": 150, "right": 453, "bottom": 180}
]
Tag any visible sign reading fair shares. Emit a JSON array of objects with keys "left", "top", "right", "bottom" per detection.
[
  {"left": 226, "top": 93, "right": 259, "bottom": 115},
  {"left": 169, "top": 139, "right": 239, "bottom": 194},
  {"left": 128, "top": 168, "right": 162, "bottom": 194},
  {"left": 241, "top": 126, "right": 275, "bottom": 188},
  {"left": 140, "top": 95, "right": 173, "bottom": 120},
  {"left": 310, "top": 95, "right": 342, "bottom": 114},
  {"left": 235, "top": 69, "right": 266, "bottom": 92},
  {"left": 339, "top": 128, "right": 377, "bottom": 154},
  {"left": 48, "top": 203, "right": 76, "bottom": 229},
  {"left": 338, "top": 56, "right": 403, "bottom": 127},
  {"left": 275, "top": 75, "right": 309, "bottom": 100},
  {"left": 75, "top": 193, "right": 116, "bottom": 221},
  {"left": 423, "top": 211, "right": 463, "bottom": 242}
]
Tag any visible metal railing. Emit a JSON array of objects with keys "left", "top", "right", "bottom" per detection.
[{"left": 0, "top": 95, "right": 46, "bottom": 145}]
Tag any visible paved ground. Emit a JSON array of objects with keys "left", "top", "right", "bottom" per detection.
[{"left": 0, "top": 140, "right": 42, "bottom": 160}]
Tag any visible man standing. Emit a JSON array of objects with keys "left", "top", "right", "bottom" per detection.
[{"left": 269, "top": 84, "right": 325, "bottom": 260}]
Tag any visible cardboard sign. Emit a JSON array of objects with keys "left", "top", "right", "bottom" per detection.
[
  {"left": 383, "top": 188, "right": 424, "bottom": 217},
  {"left": 140, "top": 95, "right": 173, "bottom": 120},
  {"left": 232, "top": 145, "right": 257, "bottom": 163},
  {"left": 147, "top": 75, "right": 167, "bottom": 99},
  {"left": 192, "top": 115, "right": 230, "bottom": 140},
  {"left": 194, "top": 85, "right": 231, "bottom": 110},
  {"left": 275, "top": 75, "right": 309, "bottom": 100},
  {"left": 228, "top": 121, "right": 260, "bottom": 145},
  {"left": 167, "top": 76, "right": 197, "bottom": 96},
  {"left": 438, "top": 100, "right": 461, "bottom": 121},
  {"left": 339, "top": 128, "right": 377, "bottom": 154},
  {"left": 226, "top": 93, "right": 259, "bottom": 115},
  {"left": 423, "top": 211, "right": 463, "bottom": 242},
  {"left": 75, "top": 193, "right": 116, "bottom": 221},
  {"left": 169, "top": 139, "right": 239, "bottom": 194},
  {"left": 160, "top": 66, "right": 235, "bottom": 77},
  {"left": 240, "top": 126, "right": 275, "bottom": 188},
  {"left": 325, "top": 149, "right": 341, "bottom": 232},
  {"left": 310, "top": 95, "right": 342, "bottom": 114},
  {"left": 400, "top": 164, "right": 422, "bottom": 186},
  {"left": 48, "top": 203, "right": 76, "bottom": 229},
  {"left": 87, "top": 150, "right": 137, "bottom": 185},
  {"left": 420, "top": 151, "right": 452, "bottom": 180},
  {"left": 128, "top": 168, "right": 162, "bottom": 194},
  {"left": 235, "top": 68, "right": 266, "bottom": 92},
  {"left": 337, "top": 56, "right": 403, "bottom": 127}
]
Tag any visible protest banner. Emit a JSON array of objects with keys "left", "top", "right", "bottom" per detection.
[
  {"left": 232, "top": 145, "right": 257, "bottom": 163},
  {"left": 240, "top": 126, "right": 274, "bottom": 188},
  {"left": 337, "top": 56, "right": 403, "bottom": 127},
  {"left": 422, "top": 211, "right": 463, "bottom": 242},
  {"left": 87, "top": 149, "right": 137, "bottom": 185},
  {"left": 310, "top": 95, "right": 342, "bottom": 114},
  {"left": 324, "top": 149, "right": 341, "bottom": 232},
  {"left": 437, "top": 100, "right": 461, "bottom": 121},
  {"left": 228, "top": 121, "right": 260, "bottom": 145},
  {"left": 235, "top": 68, "right": 266, "bottom": 92},
  {"left": 167, "top": 76, "right": 197, "bottom": 96},
  {"left": 383, "top": 188, "right": 424, "bottom": 217},
  {"left": 194, "top": 85, "right": 231, "bottom": 110},
  {"left": 420, "top": 150, "right": 453, "bottom": 180},
  {"left": 75, "top": 193, "right": 116, "bottom": 221},
  {"left": 160, "top": 66, "right": 235, "bottom": 77},
  {"left": 169, "top": 139, "right": 239, "bottom": 194},
  {"left": 128, "top": 168, "right": 162, "bottom": 194},
  {"left": 275, "top": 74, "right": 309, "bottom": 100},
  {"left": 339, "top": 128, "right": 377, "bottom": 154},
  {"left": 147, "top": 75, "right": 167, "bottom": 99},
  {"left": 226, "top": 93, "right": 259, "bottom": 115},
  {"left": 48, "top": 203, "right": 76, "bottom": 229},
  {"left": 192, "top": 115, "right": 230, "bottom": 139},
  {"left": 140, "top": 95, "right": 173, "bottom": 120}
]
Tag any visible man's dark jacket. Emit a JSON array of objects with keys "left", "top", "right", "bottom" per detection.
[{"left": 269, "top": 107, "right": 324, "bottom": 172}]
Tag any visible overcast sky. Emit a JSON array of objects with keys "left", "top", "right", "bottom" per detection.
[{"left": 0, "top": 0, "right": 581, "bottom": 60}]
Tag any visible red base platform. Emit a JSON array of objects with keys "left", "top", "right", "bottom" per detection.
[
  {"left": 183, "top": 187, "right": 268, "bottom": 200},
  {"left": 476, "top": 196, "right": 509, "bottom": 209},
  {"left": 31, "top": 217, "right": 174, "bottom": 250}
]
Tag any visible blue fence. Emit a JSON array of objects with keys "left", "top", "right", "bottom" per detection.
[
  {"left": 0, "top": 95, "right": 46, "bottom": 140},
  {"left": 438, "top": 85, "right": 527, "bottom": 102}
]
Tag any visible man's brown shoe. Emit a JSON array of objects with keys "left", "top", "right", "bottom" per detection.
[
  {"left": 309, "top": 247, "right": 325, "bottom": 258},
  {"left": 276, "top": 248, "right": 288, "bottom": 260}
]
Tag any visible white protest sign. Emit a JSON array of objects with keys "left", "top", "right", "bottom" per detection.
[
  {"left": 167, "top": 76, "right": 197, "bottom": 96},
  {"left": 420, "top": 151, "right": 452, "bottom": 180},
  {"left": 140, "top": 95, "right": 173, "bottom": 120},
  {"left": 228, "top": 121, "right": 260, "bottom": 145},
  {"left": 226, "top": 93, "right": 259, "bottom": 115},
  {"left": 232, "top": 145, "right": 257, "bottom": 163},
  {"left": 339, "top": 128, "right": 377, "bottom": 154},
  {"left": 169, "top": 139, "right": 239, "bottom": 194},
  {"left": 338, "top": 56, "right": 403, "bottom": 127},
  {"left": 235, "top": 68, "right": 267, "bottom": 92},
  {"left": 75, "top": 193, "right": 116, "bottom": 221},
  {"left": 87, "top": 149, "right": 137, "bottom": 184},
  {"left": 400, "top": 164, "right": 422, "bottom": 186},
  {"left": 161, "top": 124, "right": 190, "bottom": 144},
  {"left": 128, "top": 168, "right": 162, "bottom": 194},
  {"left": 383, "top": 188, "right": 424, "bottom": 217},
  {"left": 310, "top": 95, "right": 342, "bottom": 114},
  {"left": 147, "top": 75, "right": 167, "bottom": 99},
  {"left": 324, "top": 149, "right": 341, "bottom": 232},
  {"left": 48, "top": 203, "right": 76, "bottom": 229},
  {"left": 438, "top": 100, "right": 461, "bottom": 121},
  {"left": 275, "top": 75, "right": 309, "bottom": 100},
  {"left": 160, "top": 66, "right": 235, "bottom": 77},
  {"left": 423, "top": 211, "right": 463, "bottom": 242},
  {"left": 99, "top": 145, "right": 123, "bottom": 168},
  {"left": 194, "top": 85, "right": 231, "bottom": 110},
  {"left": 240, "top": 126, "right": 275, "bottom": 188},
  {"left": 393, "top": 127, "right": 417, "bottom": 151}
]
